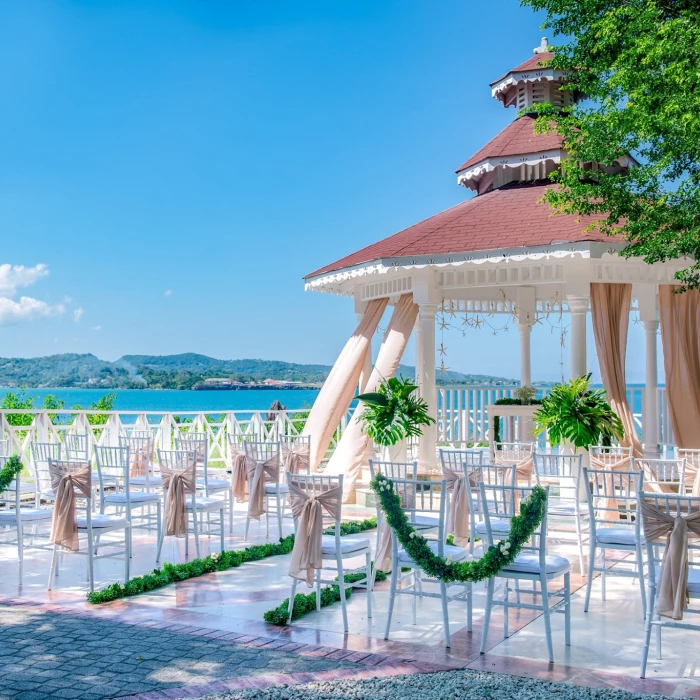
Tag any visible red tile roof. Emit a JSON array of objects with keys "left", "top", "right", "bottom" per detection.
[
  {"left": 456, "top": 116, "right": 563, "bottom": 173},
  {"left": 305, "top": 183, "right": 611, "bottom": 279}
]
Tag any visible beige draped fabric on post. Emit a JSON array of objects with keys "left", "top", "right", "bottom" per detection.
[
  {"left": 589, "top": 454, "right": 632, "bottom": 522},
  {"left": 640, "top": 500, "right": 700, "bottom": 619},
  {"left": 325, "top": 294, "right": 419, "bottom": 502},
  {"left": 287, "top": 482, "right": 343, "bottom": 585},
  {"left": 282, "top": 442, "right": 310, "bottom": 475},
  {"left": 230, "top": 444, "right": 248, "bottom": 502},
  {"left": 246, "top": 454, "right": 280, "bottom": 519},
  {"left": 303, "top": 298, "right": 388, "bottom": 472},
  {"left": 161, "top": 460, "right": 197, "bottom": 537},
  {"left": 444, "top": 465, "right": 471, "bottom": 548},
  {"left": 49, "top": 462, "right": 91, "bottom": 551},
  {"left": 659, "top": 286, "right": 700, "bottom": 456},
  {"left": 590, "top": 283, "right": 643, "bottom": 457}
]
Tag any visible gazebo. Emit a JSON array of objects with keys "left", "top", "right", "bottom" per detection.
[{"left": 301, "top": 38, "right": 698, "bottom": 503}]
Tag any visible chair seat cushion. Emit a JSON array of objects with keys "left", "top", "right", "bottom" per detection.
[
  {"left": 104, "top": 492, "right": 160, "bottom": 505},
  {"left": 129, "top": 475, "right": 162, "bottom": 487},
  {"left": 77, "top": 514, "right": 128, "bottom": 529},
  {"left": 475, "top": 518, "right": 511, "bottom": 535},
  {"left": 596, "top": 526, "right": 642, "bottom": 546},
  {"left": 264, "top": 483, "right": 289, "bottom": 494},
  {"left": 503, "top": 553, "right": 570, "bottom": 575},
  {"left": 410, "top": 515, "right": 440, "bottom": 530},
  {"left": 185, "top": 496, "right": 224, "bottom": 511},
  {"left": 0, "top": 508, "right": 53, "bottom": 522},
  {"left": 398, "top": 542, "right": 469, "bottom": 566},
  {"left": 321, "top": 534, "right": 370, "bottom": 555},
  {"left": 655, "top": 566, "right": 700, "bottom": 594}
]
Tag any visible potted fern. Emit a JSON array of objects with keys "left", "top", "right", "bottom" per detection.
[
  {"left": 532, "top": 374, "right": 624, "bottom": 456},
  {"left": 357, "top": 376, "right": 435, "bottom": 463}
]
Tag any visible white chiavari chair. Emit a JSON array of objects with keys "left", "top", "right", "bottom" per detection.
[
  {"left": 65, "top": 432, "right": 89, "bottom": 461},
  {"left": 119, "top": 433, "right": 160, "bottom": 491},
  {"left": 383, "top": 476, "right": 472, "bottom": 647},
  {"left": 243, "top": 440, "right": 286, "bottom": 541},
  {"left": 638, "top": 491, "right": 700, "bottom": 678},
  {"left": 280, "top": 434, "right": 311, "bottom": 474},
  {"left": 30, "top": 441, "right": 62, "bottom": 506},
  {"left": 47, "top": 459, "right": 129, "bottom": 592},
  {"left": 94, "top": 445, "right": 162, "bottom": 554},
  {"left": 634, "top": 458, "right": 686, "bottom": 493},
  {"left": 0, "top": 455, "right": 53, "bottom": 582},
  {"left": 479, "top": 483, "right": 571, "bottom": 664},
  {"left": 467, "top": 464, "right": 518, "bottom": 548},
  {"left": 285, "top": 473, "right": 372, "bottom": 634},
  {"left": 534, "top": 452, "right": 589, "bottom": 576},
  {"left": 583, "top": 465, "right": 646, "bottom": 615}
]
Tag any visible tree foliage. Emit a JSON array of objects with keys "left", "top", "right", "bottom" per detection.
[{"left": 521, "top": 0, "right": 700, "bottom": 289}]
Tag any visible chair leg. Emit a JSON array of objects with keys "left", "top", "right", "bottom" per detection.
[
  {"left": 337, "top": 555, "right": 349, "bottom": 634},
  {"left": 636, "top": 544, "right": 647, "bottom": 619},
  {"left": 574, "top": 513, "right": 585, "bottom": 577},
  {"left": 17, "top": 523, "right": 24, "bottom": 585},
  {"left": 157, "top": 502, "right": 162, "bottom": 546},
  {"left": 48, "top": 545, "right": 59, "bottom": 590},
  {"left": 244, "top": 511, "right": 251, "bottom": 541},
  {"left": 88, "top": 536, "right": 95, "bottom": 593},
  {"left": 640, "top": 582, "right": 655, "bottom": 677},
  {"left": 125, "top": 526, "right": 131, "bottom": 582},
  {"left": 601, "top": 548, "right": 607, "bottom": 601},
  {"left": 276, "top": 495, "right": 283, "bottom": 541},
  {"left": 384, "top": 563, "right": 398, "bottom": 640},
  {"left": 219, "top": 508, "right": 224, "bottom": 552},
  {"left": 228, "top": 491, "right": 234, "bottom": 534},
  {"left": 564, "top": 572, "right": 571, "bottom": 647},
  {"left": 504, "top": 582, "right": 510, "bottom": 638},
  {"left": 365, "top": 551, "right": 372, "bottom": 619},
  {"left": 440, "top": 581, "right": 450, "bottom": 648},
  {"left": 156, "top": 525, "right": 165, "bottom": 563},
  {"left": 584, "top": 541, "right": 596, "bottom": 612},
  {"left": 192, "top": 510, "right": 200, "bottom": 558},
  {"left": 480, "top": 577, "right": 495, "bottom": 654},
  {"left": 466, "top": 583, "right": 473, "bottom": 633},
  {"left": 287, "top": 579, "right": 298, "bottom": 624},
  {"left": 315, "top": 569, "right": 321, "bottom": 611},
  {"left": 540, "top": 573, "right": 554, "bottom": 664},
  {"left": 412, "top": 570, "right": 417, "bottom": 626}
]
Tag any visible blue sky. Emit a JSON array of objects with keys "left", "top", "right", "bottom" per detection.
[{"left": 0, "top": 0, "right": 656, "bottom": 382}]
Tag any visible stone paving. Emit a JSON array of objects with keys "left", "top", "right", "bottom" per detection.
[{"left": 0, "top": 604, "right": 367, "bottom": 700}]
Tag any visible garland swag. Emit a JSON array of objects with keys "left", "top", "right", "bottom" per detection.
[
  {"left": 0, "top": 455, "right": 23, "bottom": 492},
  {"left": 371, "top": 473, "right": 547, "bottom": 583}
]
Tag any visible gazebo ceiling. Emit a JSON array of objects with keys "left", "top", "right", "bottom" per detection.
[{"left": 304, "top": 182, "right": 610, "bottom": 281}]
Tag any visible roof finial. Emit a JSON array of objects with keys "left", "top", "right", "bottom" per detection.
[{"left": 534, "top": 37, "right": 549, "bottom": 54}]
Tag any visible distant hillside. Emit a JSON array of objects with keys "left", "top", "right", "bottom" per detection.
[{"left": 0, "top": 352, "right": 516, "bottom": 389}]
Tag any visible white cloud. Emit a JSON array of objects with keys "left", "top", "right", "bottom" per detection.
[
  {"left": 164, "top": 289, "right": 173, "bottom": 297},
  {"left": 0, "top": 264, "right": 49, "bottom": 296},
  {"left": 73, "top": 307, "right": 84, "bottom": 322},
  {"left": 90, "top": 325, "right": 102, "bottom": 331},
  {"left": 0, "top": 296, "right": 65, "bottom": 325}
]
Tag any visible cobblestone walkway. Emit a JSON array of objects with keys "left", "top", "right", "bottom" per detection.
[{"left": 0, "top": 605, "right": 364, "bottom": 699}]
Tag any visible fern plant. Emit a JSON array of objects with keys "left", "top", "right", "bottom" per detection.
[
  {"left": 356, "top": 376, "right": 435, "bottom": 447},
  {"left": 532, "top": 374, "right": 624, "bottom": 450}
]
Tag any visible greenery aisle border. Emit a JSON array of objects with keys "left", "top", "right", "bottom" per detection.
[
  {"left": 0, "top": 455, "right": 23, "bottom": 492},
  {"left": 371, "top": 473, "right": 547, "bottom": 584},
  {"left": 87, "top": 516, "right": 378, "bottom": 604}
]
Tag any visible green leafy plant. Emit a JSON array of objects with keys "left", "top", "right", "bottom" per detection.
[
  {"left": 514, "top": 385, "right": 537, "bottom": 405},
  {"left": 532, "top": 374, "right": 624, "bottom": 450},
  {"left": 356, "top": 376, "right": 435, "bottom": 447},
  {"left": 0, "top": 455, "right": 24, "bottom": 492}
]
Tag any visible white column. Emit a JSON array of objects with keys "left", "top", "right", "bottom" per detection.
[
  {"left": 519, "top": 324, "right": 532, "bottom": 388},
  {"left": 417, "top": 303, "right": 438, "bottom": 471},
  {"left": 414, "top": 316, "right": 423, "bottom": 391},
  {"left": 643, "top": 320, "right": 660, "bottom": 453},
  {"left": 567, "top": 295, "right": 589, "bottom": 379},
  {"left": 357, "top": 311, "right": 375, "bottom": 467}
]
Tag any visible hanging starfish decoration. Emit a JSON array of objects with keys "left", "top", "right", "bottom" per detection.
[
  {"left": 474, "top": 317, "right": 483, "bottom": 329},
  {"left": 439, "top": 359, "right": 450, "bottom": 374},
  {"left": 438, "top": 315, "right": 450, "bottom": 331},
  {"left": 438, "top": 343, "right": 447, "bottom": 357}
]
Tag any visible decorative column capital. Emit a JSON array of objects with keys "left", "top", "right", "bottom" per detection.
[
  {"left": 566, "top": 294, "right": 590, "bottom": 315},
  {"left": 418, "top": 302, "right": 439, "bottom": 320},
  {"left": 642, "top": 319, "right": 660, "bottom": 334}
]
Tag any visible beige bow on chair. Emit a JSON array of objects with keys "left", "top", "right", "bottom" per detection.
[
  {"left": 495, "top": 453, "right": 534, "bottom": 484},
  {"left": 282, "top": 442, "right": 310, "bottom": 475},
  {"left": 49, "top": 462, "right": 91, "bottom": 551},
  {"left": 443, "top": 465, "right": 472, "bottom": 548},
  {"left": 288, "top": 482, "right": 343, "bottom": 585},
  {"left": 590, "top": 455, "right": 633, "bottom": 522},
  {"left": 640, "top": 501, "right": 700, "bottom": 619},
  {"left": 161, "top": 460, "right": 197, "bottom": 537},
  {"left": 246, "top": 454, "right": 280, "bottom": 520}
]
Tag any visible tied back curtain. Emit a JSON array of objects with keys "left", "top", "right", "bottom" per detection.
[
  {"left": 303, "top": 298, "right": 388, "bottom": 471},
  {"left": 658, "top": 286, "right": 700, "bottom": 449},
  {"left": 590, "top": 283, "right": 643, "bottom": 457},
  {"left": 325, "top": 294, "right": 419, "bottom": 502}
]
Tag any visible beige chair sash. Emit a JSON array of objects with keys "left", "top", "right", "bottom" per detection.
[
  {"left": 282, "top": 442, "right": 310, "bottom": 475},
  {"left": 495, "top": 454, "right": 534, "bottom": 484},
  {"left": 288, "top": 482, "right": 342, "bottom": 585},
  {"left": 230, "top": 448, "right": 248, "bottom": 502},
  {"left": 246, "top": 455, "right": 280, "bottom": 520},
  {"left": 590, "top": 455, "right": 633, "bottom": 522},
  {"left": 49, "top": 462, "right": 91, "bottom": 551},
  {"left": 640, "top": 501, "right": 700, "bottom": 620},
  {"left": 129, "top": 447, "right": 150, "bottom": 478},
  {"left": 443, "top": 465, "right": 471, "bottom": 547},
  {"left": 161, "top": 460, "right": 197, "bottom": 537}
]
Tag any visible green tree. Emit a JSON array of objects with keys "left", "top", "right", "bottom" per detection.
[{"left": 521, "top": 0, "right": 700, "bottom": 289}]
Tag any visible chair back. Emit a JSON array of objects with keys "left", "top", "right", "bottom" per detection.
[
  {"left": 583, "top": 466, "right": 643, "bottom": 535},
  {"left": 157, "top": 449, "right": 198, "bottom": 496},
  {"left": 535, "top": 452, "right": 584, "bottom": 504},
  {"left": 31, "top": 441, "right": 62, "bottom": 499},
  {"left": 633, "top": 458, "right": 686, "bottom": 493},
  {"left": 126, "top": 429, "right": 153, "bottom": 439},
  {"left": 286, "top": 472, "right": 342, "bottom": 532},
  {"left": 119, "top": 433, "right": 156, "bottom": 484},
  {"left": 438, "top": 449, "right": 481, "bottom": 478},
  {"left": 48, "top": 458, "right": 93, "bottom": 547},
  {"left": 494, "top": 442, "right": 535, "bottom": 464},
  {"left": 65, "top": 433, "right": 89, "bottom": 461},
  {"left": 479, "top": 483, "right": 548, "bottom": 556},
  {"left": 0, "top": 439, "right": 8, "bottom": 457},
  {"left": 94, "top": 445, "right": 130, "bottom": 495},
  {"left": 675, "top": 448, "right": 700, "bottom": 493},
  {"left": 589, "top": 445, "right": 633, "bottom": 467},
  {"left": 368, "top": 460, "right": 418, "bottom": 481},
  {"left": 244, "top": 440, "right": 281, "bottom": 483},
  {"left": 280, "top": 434, "right": 311, "bottom": 474},
  {"left": 48, "top": 458, "right": 92, "bottom": 501}
]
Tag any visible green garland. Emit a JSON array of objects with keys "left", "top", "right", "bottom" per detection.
[
  {"left": 264, "top": 568, "right": 387, "bottom": 625},
  {"left": 87, "top": 517, "right": 379, "bottom": 604},
  {"left": 371, "top": 473, "right": 547, "bottom": 583},
  {"left": 0, "top": 455, "right": 23, "bottom": 492}
]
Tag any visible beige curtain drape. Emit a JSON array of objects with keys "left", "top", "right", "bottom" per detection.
[
  {"left": 303, "top": 298, "right": 388, "bottom": 471},
  {"left": 590, "top": 283, "right": 643, "bottom": 457},
  {"left": 325, "top": 294, "right": 419, "bottom": 502},
  {"left": 659, "top": 286, "right": 700, "bottom": 450}
]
